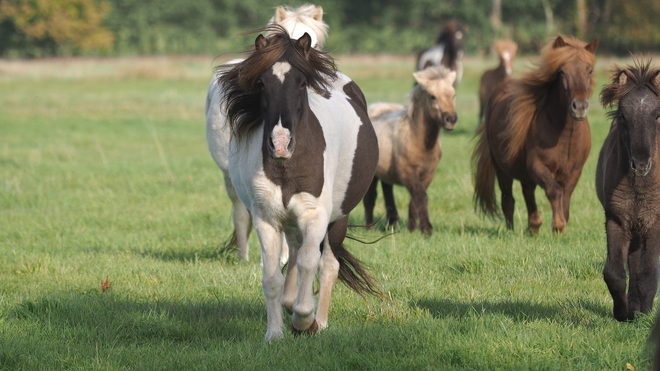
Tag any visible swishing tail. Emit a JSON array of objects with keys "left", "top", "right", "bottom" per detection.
[
  {"left": 327, "top": 216, "right": 382, "bottom": 298},
  {"left": 472, "top": 122, "right": 500, "bottom": 217}
]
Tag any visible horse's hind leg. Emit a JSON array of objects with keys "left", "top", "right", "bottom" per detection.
[
  {"left": 521, "top": 183, "right": 542, "bottom": 233},
  {"left": 363, "top": 177, "right": 378, "bottom": 226},
  {"left": 381, "top": 182, "right": 399, "bottom": 228},
  {"left": 224, "top": 174, "right": 251, "bottom": 261},
  {"left": 496, "top": 171, "right": 515, "bottom": 230},
  {"left": 314, "top": 217, "right": 346, "bottom": 331},
  {"left": 603, "top": 219, "right": 632, "bottom": 321}
]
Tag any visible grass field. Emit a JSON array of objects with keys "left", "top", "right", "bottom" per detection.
[{"left": 0, "top": 53, "right": 657, "bottom": 370}]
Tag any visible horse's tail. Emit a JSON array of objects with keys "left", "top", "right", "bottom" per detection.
[
  {"left": 219, "top": 230, "right": 238, "bottom": 255},
  {"left": 334, "top": 243, "right": 382, "bottom": 298},
  {"left": 472, "top": 122, "right": 500, "bottom": 217}
]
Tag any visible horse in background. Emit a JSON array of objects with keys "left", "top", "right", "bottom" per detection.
[
  {"left": 416, "top": 20, "right": 466, "bottom": 86},
  {"left": 596, "top": 60, "right": 660, "bottom": 322},
  {"left": 218, "top": 26, "right": 380, "bottom": 341},
  {"left": 364, "top": 66, "right": 457, "bottom": 235},
  {"left": 205, "top": 4, "right": 327, "bottom": 262},
  {"left": 472, "top": 35, "right": 598, "bottom": 233},
  {"left": 478, "top": 39, "right": 518, "bottom": 123}
]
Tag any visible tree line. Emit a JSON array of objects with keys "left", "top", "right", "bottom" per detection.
[{"left": 0, "top": 0, "right": 658, "bottom": 58}]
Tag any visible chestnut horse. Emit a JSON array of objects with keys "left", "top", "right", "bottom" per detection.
[
  {"left": 218, "top": 26, "right": 380, "bottom": 341},
  {"left": 416, "top": 20, "right": 466, "bottom": 86},
  {"left": 473, "top": 35, "right": 598, "bottom": 233},
  {"left": 596, "top": 60, "right": 660, "bottom": 321},
  {"left": 205, "top": 4, "right": 327, "bottom": 261},
  {"left": 478, "top": 39, "right": 518, "bottom": 123},
  {"left": 364, "top": 66, "right": 457, "bottom": 235}
]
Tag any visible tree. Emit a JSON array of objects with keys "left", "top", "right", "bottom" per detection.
[{"left": 0, "top": 0, "right": 115, "bottom": 55}]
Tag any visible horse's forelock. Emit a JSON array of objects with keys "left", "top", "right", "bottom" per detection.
[{"left": 601, "top": 60, "right": 660, "bottom": 117}]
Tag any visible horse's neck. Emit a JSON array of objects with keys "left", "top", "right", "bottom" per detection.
[
  {"left": 494, "top": 59, "right": 508, "bottom": 78},
  {"left": 410, "top": 102, "right": 441, "bottom": 150},
  {"left": 540, "top": 79, "right": 571, "bottom": 127},
  {"left": 441, "top": 42, "right": 457, "bottom": 68}
]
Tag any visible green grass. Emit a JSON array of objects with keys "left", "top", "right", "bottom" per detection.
[{"left": 0, "top": 54, "right": 654, "bottom": 370}]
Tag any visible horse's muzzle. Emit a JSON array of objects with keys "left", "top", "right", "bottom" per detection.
[
  {"left": 570, "top": 99, "right": 589, "bottom": 120},
  {"left": 630, "top": 158, "right": 652, "bottom": 177},
  {"left": 443, "top": 113, "right": 458, "bottom": 131}
]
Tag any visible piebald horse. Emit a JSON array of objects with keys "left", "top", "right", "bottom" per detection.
[
  {"left": 416, "top": 20, "right": 466, "bottom": 86},
  {"left": 218, "top": 26, "right": 380, "bottom": 341},
  {"left": 205, "top": 4, "right": 327, "bottom": 261}
]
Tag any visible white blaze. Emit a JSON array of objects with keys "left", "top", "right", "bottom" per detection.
[{"left": 272, "top": 62, "right": 292, "bottom": 83}]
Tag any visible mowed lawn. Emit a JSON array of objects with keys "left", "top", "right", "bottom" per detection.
[{"left": 0, "top": 53, "right": 656, "bottom": 370}]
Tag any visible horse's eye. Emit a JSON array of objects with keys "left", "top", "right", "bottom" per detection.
[
  {"left": 299, "top": 81, "right": 307, "bottom": 90},
  {"left": 430, "top": 95, "right": 437, "bottom": 101}
]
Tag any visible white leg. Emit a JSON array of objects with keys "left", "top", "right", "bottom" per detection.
[
  {"left": 280, "top": 234, "right": 290, "bottom": 265},
  {"left": 291, "top": 215, "right": 328, "bottom": 331},
  {"left": 281, "top": 229, "right": 301, "bottom": 314},
  {"left": 224, "top": 173, "right": 250, "bottom": 261},
  {"left": 315, "top": 235, "right": 339, "bottom": 330},
  {"left": 253, "top": 211, "right": 285, "bottom": 342}
]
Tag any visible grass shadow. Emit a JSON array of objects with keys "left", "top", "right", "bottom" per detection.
[{"left": 412, "top": 298, "right": 611, "bottom": 325}]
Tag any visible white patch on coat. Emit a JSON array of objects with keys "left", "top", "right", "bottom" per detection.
[{"left": 272, "top": 62, "right": 292, "bottom": 83}]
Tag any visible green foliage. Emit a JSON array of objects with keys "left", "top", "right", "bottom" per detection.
[
  {"left": 0, "top": 0, "right": 114, "bottom": 57},
  {"left": 0, "top": 55, "right": 655, "bottom": 369}
]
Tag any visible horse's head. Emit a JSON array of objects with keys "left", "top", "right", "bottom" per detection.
[
  {"left": 437, "top": 20, "right": 466, "bottom": 59},
  {"left": 601, "top": 61, "right": 660, "bottom": 177},
  {"left": 495, "top": 39, "right": 518, "bottom": 76},
  {"left": 269, "top": 4, "right": 328, "bottom": 50},
  {"left": 549, "top": 35, "right": 598, "bottom": 120},
  {"left": 413, "top": 66, "right": 458, "bottom": 130},
  {"left": 218, "top": 26, "right": 336, "bottom": 159}
]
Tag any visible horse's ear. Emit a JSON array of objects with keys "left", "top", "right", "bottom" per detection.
[
  {"left": 448, "top": 71, "right": 457, "bottom": 85},
  {"left": 255, "top": 34, "right": 268, "bottom": 51},
  {"left": 312, "top": 6, "right": 323, "bottom": 21},
  {"left": 296, "top": 33, "right": 312, "bottom": 58},
  {"left": 412, "top": 71, "right": 428, "bottom": 87},
  {"left": 275, "top": 6, "right": 287, "bottom": 23},
  {"left": 616, "top": 70, "right": 628, "bottom": 85},
  {"left": 585, "top": 38, "right": 598, "bottom": 54},
  {"left": 553, "top": 36, "right": 566, "bottom": 48}
]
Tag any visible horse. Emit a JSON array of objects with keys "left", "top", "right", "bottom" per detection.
[
  {"left": 478, "top": 39, "right": 518, "bottom": 123},
  {"left": 363, "top": 66, "right": 458, "bottom": 235},
  {"left": 205, "top": 4, "right": 327, "bottom": 261},
  {"left": 415, "top": 20, "right": 466, "bottom": 86},
  {"left": 217, "top": 26, "right": 380, "bottom": 341},
  {"left": 472, "top": 35, "right": 598, "bottom": 233},
  {"left": 596, "top": 60, "right": 660, "bottom": 321}
]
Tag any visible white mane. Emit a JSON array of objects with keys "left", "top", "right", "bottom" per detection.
[{"left": 267, "top": 4, "right": 329, "bottom": 49}]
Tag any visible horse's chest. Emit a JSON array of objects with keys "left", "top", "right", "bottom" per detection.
[{"left": 610, "top": 181, "right": 660, "bottom": 232}]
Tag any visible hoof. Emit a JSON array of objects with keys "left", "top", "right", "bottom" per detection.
[{"left": 291, "top": 320, "right": 319, "bottom": 337}]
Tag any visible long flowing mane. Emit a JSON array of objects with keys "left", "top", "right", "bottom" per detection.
[
  {"left": 267, "top": 4, "right": 329, "bottom": 49},
  {"left": 502, "top": 35, "right": 597, "bottom": 161},
  {"left": 600, "top": 59, "right": 660, "bottom": 119},
  {"left": 216, "top": 25, "right": 337, "bottom": 138}
]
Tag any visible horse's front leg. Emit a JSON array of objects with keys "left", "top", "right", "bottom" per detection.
[
  {"left": 521, "top": 183, "right": 541, "bottom": 233},
  {"left": 381, "top": 181, "right": 399, "bottom": 228},
  {"left": 406, "top": 182, "right": 431, "bottom": 235},
  {"left": 631, "top": 228, "right": 660, "bottom": 316},
  {"left": 603, "top": 218, "right": 631, "bottom": 321},
  {"left": 291, "top": 210, "right": 329, "bottom": 332},
  {"left": 281, "top": 228, "right": 302, "bottom": 315},
  {"left": 252, "top": 210, "right": 285, "bottom": 341},
  {"left": 529, "top": 160, "right": 565, "bottom": 233},
  {"left": 363, "top": 177, "right": 379, "bottom": 226}
]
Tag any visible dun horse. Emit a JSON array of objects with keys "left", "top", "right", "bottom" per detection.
[
  {"left": 416, "top": 20, "right": 466, "bottom": 85},
  {"left": 218, "top": 26, "right": 380, "bottom": 341},
  {"left": 596, "top": 61, "right": 660, "bottom": 321},
  {"left": 364, "top": 66, "right": 457, "bottom": 235},
  {"left": 473, "top": 35, "right": 598, "bottom": 233},
  {"left": 205, "top": 4, "right": 327, "bottom": 261},
  {"left": 478, "top": 39, "right": 518, "bottom": 122}
]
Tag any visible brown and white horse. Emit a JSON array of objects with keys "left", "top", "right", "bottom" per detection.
[
  {"left": 364, "top": 66, "right": 457, "bottom": 235},
  {"left": 205, "top": 4, "right": 327, "bottom": 262},
  {"left": 218, "top": 26, "right": 380, "bottom": 341},
  {"left": 416, "top": 20, "right": 466, "bottom": 86}
]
